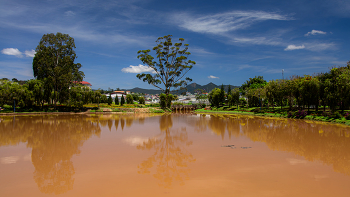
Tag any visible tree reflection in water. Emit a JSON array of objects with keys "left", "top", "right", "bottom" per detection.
[
  {"left": 196, "top": 114, "right": 350, "bottom": 176},
  {"left": 0, "top": 115, "right": 101, "bottom": 194},
  {"left": 136, "top": 114, "right": 196, "bottom": 188}
]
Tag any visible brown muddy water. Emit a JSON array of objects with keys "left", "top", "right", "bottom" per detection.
[{"left": 0, "top": 113, "right": 350, "bottom": 197}]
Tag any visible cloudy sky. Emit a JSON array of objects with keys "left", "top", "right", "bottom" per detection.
[{"left": 1, "top": 0, "right": 350, "bottom": 90}]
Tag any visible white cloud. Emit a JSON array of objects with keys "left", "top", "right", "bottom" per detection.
[
  {"left": 284, "top": 45, "right": 305, "bottom": 51},
  {"left": 24, "top": 49, "right": 36, "bottom": 57},
  {"left": 121, "top": 64, "right": 156, "bottom": 73},
  {"left": 64, "top": 11, "right": 75, "bottom": 17},
  {"left": 175, "top": 11, "right": 292, "bottom": 34},
  {"left": 305, "top": 30, "right": 327, "bottom": 36},
  {"left": 208, "top": 75, "right": 219, "bottom": 79},
  {"left": 1, "top": 48, "right": 23, "bottom": 57}
]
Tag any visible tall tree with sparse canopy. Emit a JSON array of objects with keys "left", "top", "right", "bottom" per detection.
[
  {"left": 136, "top": 35, "right": 195, "bottom": 95},
  {"left": 33, "top": 32, "right": 84, "bottom": 106}
]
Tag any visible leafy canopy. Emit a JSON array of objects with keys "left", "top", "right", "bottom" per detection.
[
  {"left": 136, "top": 35, "right": 195, "bottom": 94},
  {"left": 33, "top": 32, "right": 84, "bottom": 105}
]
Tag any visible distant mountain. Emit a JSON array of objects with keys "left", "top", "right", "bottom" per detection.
[
  {"left": 123, "top": 87, "right": 162, "bottom": 95},
  {"left": 123, "top": 83, "right": 239, "bottom": 94}
]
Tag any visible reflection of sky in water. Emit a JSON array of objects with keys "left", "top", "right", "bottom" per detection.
[{"left": 0, "top": 114, "right": 350, "bottom": 196}]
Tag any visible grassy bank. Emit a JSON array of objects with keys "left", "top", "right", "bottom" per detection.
[{"left": 195, "top": 106, "right": 350, "bottom": 126}]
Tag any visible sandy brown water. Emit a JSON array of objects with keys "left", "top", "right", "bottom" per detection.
[{"left": 0, "top": 113, "right": 350, "bottom": 197}]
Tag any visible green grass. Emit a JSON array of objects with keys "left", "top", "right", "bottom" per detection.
[{"left": 196, "top": 105, "right": 350, "bottom": 126}]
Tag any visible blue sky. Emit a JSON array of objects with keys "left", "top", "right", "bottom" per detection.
[{"left": 1, "top": 0, "right": 350, "bottom": 90}]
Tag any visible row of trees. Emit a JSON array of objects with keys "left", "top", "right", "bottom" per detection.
[
  {"left": 0, "top": 78, "right": 145, "bottom": 110},
  {"left": 208, "top": 61, "right": 350, "bottom": 112}
]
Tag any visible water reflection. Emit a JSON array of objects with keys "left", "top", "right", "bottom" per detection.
[
  {"left": 136, "top": 114, "right": 196, "bottom": 188},
  {"left": 1, "top": 113, "right": 350, "bottom": 194},
  {"left": 194, "top": 114, "right": 350, "bottom": 176},
  {"left": 0, "top": 115, "right": 101, "bottom": 194}
]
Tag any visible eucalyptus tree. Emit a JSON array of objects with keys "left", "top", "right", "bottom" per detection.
[
  {"left": 136, "top": 35, "right": 195, "bottom": 95},
  {"left": 33, "top": 32, "right": 85, "bottom": 107}
]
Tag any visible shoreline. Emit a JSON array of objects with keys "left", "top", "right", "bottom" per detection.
[
  {"left": 195, "top": 110, "right": 350, "bottom": 126},
  {"left": 1, "top": 108, "right": 350, "bottom": 127}
]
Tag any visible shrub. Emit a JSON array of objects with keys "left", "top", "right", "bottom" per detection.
[
  {"left": 159, "top": 93, "right": 174, "bottom": 109},
  {"left": 287, "top": 111, "right": 294, "bottom": 118},
  {"left": 295, "top": 110, "right": 307, "bottom": 119},
  {"left": 344, "top": 112, "right": 350, "bottom": 120},
  {"left": 332, "top": 111, "right": 342, "bottom": 119},
  {"left": 126, "top": 94, "right": 133, "bottom": 104},
  {"left": 138, "top": 97, "right": 145, "bottom": 105}
]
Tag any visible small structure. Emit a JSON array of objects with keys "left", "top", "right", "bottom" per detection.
[{"left": 72, "top": 81, "right": 92, "bottom": 89}]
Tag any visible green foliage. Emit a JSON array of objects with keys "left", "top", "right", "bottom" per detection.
[
  {"left": 220, "top": 84, "right": 225, "bottom": 105},
  {"left": 159, "top": 93, "right": 174, "bottom": 109},
  {"left": 120, "top": 95, "right": 125, "bottom": 106},
  {"left": 100, "top": 95, "right": 108, "bottom": 103},
  {"left": 126, "top": 94, "right": 133, "bottom": 104},
  {"left": 107, "top": 95, "right": 113, "bottom": 105},
  {"left": 208, "top": 88, "right": 222, "bottom": 108},
  {"left": 115, "top": 95, "right": 119, "bottom": 105},
  {"left": 131, "top": 94, "right": 139, "bottom": 102},
  {"left": 136, "top": 35, "right": 195, "bottom": 94},
  {"left": 139, "top": 96, "right": 145, "bottom": 105},
  {"left": 33, "top": 32, "right": 85, "bottom": 106}
]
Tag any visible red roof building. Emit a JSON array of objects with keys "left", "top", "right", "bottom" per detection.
[{"left": 72, "top": 81, "right": 92, "bottom": 88}]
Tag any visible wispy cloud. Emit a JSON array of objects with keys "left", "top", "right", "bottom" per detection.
[
  {"left": 64, "top": 11, "right": 76, "bottom": 17},
  {"left": 284, "top": 44, "right": 305, "bottom": 51},
  {"left": 304, "top": 42, "right": 336, "bottom": 51},
  {"left": 1, "top": 21, "right": 155, "bottom": 47},
  {"left": 174, "top": 11, "right": 293, "bottom": 34},
  {"left": 305, "top": 30, "right": 327, "bottom": 36},
  {"left": 208, "top": 75, "right": 219, "bottom": 79},
  {"left": 121, "top": 64, "right": 156, "bottom": 73},
  {"left": 190, "top": 47, "right": 215, "bottom": 56},
  {"left": 1, "top": 48, "right": 23, "bottom": 57},
  {"left": 230, "top": 36, "right": 282, "bottom": 46}
]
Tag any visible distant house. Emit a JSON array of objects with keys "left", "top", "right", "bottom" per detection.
[
  {"left": 72, "top": 81, "right": 92, "bottom": 89},
  {"left": 114, "top": 90, "right": 131, "bottom": 95}
]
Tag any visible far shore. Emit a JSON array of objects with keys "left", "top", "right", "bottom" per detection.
[{"left": 1, "top": 107, "right": 350, "bottom": 127}]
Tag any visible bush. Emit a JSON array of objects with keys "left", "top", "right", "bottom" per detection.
[
  {"left": 252, "top": 108, "right": 265, "bottom": 113},
  {"left": 138, "top": 97, "right": 145, "bottom": 105},
  {"left": 288, "top": 110, "right": 307, "bottom": 119},
  {"left": 295, "top": 110, "right": 307, "bottom": 119},
  {"left": 126, "top": 94, "right": 133, "bottom": 104},
  {"left": 332, "top": 111, "right": 342, "bottom": 119},
  {"left": 345, "top": 112, "right": 350, "bottom": 120},
  {"left": 159, "top": 93, "right": 174, "bottom": 109}
]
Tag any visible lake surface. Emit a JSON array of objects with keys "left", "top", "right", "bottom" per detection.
[{"left": 1, "top": 113, "right": 350, "bottom": 197}]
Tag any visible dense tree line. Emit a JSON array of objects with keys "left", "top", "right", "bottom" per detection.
[
  {"left": 209, "top": 61, "right": 350, "bottom": 112},
  {"left": 0, "top": 78, "right": 107, "bottom": 110}
]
